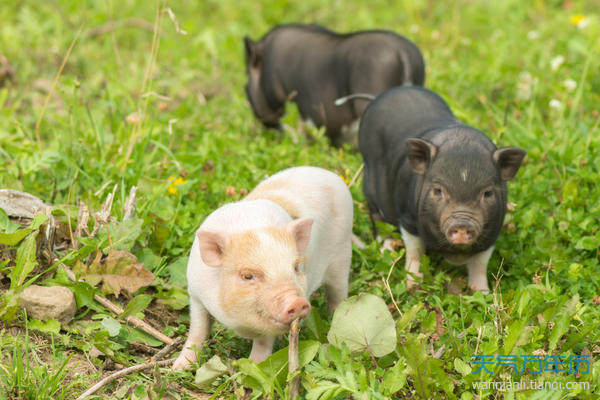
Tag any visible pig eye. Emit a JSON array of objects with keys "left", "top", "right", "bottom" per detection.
[
  {"left": 241, "top": 273, "right": 254, "bottom": 281},
  {"left": 432, "top": 187, "right": 443, "bottom": 197},
  {"left": 483, "top": 190, "right": 494, "bottom": 199}
]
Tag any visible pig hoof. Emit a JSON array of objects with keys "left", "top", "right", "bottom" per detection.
[
  {"left": 380, "top": 238, "right": 395, "bottom": 253},
  {"left": 469, "top": 284, "right": 490, "bottom": 294},
  {"left": 172, "top": 350, "right": 197, "bottom": 371}
]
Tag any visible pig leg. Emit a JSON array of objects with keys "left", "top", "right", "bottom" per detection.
[
  {"left": 249, "top": 335, "right": 275, "bottom": 363},
  {"left": 173, "top": 299, "right": 212, "bottom": 370},
  {"left": 400, "top": 227, "right": 425, "bottom": 290},
  {"left": 466, "top": 246, "right": 494, "bottom": 293},
  {"left": 323, "top": 245, "right": 351, "bottom": 312}
]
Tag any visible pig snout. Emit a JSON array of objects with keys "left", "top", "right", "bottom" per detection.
[
  {"left": 443, "top": 215, "right": 481, "bottom": 246},
  {"left": 281, "top": 297, "right": 311, "bottom": 324}
]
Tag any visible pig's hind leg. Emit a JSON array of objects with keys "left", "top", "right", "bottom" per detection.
[
  {"left": 400, "top": 227, "right": 425, "bottom": 290},
  {"left": 173, "top": 299, "right": 212, "bottom": 370},
  {"left": 323, "top": 244, "right": 351, "bottom": 313}
]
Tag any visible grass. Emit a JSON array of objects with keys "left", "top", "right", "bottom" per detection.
[{"left": 0, "top": 0, "right": 599, "bottom": 398}]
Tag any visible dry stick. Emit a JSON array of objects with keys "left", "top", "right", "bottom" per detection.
[
  {"left": 35, "top": 27, "right": 82, "bottom": 150},
  {"left": 288, "top": 318, "right": 301, "bottom": 400},
  {"left": 151, "top": 336, "right": 184, "bottom": 362},
  {"left": 383, "top": 256, "right": 403, "bottom": 316},
  {"left": 57, "top": 262, "right": 174, "bottom": 345},
  {"left": 75, "top": 358, "right": 175, "bottom": 400},
  {"left": 348, "top": 162, "right": 364, "bottom": 188}
]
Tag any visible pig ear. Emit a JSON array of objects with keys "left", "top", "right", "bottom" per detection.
[
  {"left": 243, "top": 36, "right": 261, "bottom": 67},
  {"left": 196, "top": 230, "right": 229, "bottom": 267},
  {"left": 286, "top": 218, "right": 313, "bottom": 254},
  {"left": 405, "top": 138, "right": 438, "bottom": 175},
  {"left": 493, "top": 147, "right": 526, "bottom": 181}
]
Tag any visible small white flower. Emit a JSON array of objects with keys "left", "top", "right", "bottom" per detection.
[
  {"left": 410, "top": 24, "right": 419, "bottom": 34},
  {"left": 563, "top": 78, "right": 577, "bottom": 93},
  {"left": 516, "top": 72, "right": 538, "bottom": 101},
  {"left": 549, "top": 99, "right": 563, "bottom": 110},
  {"left": 527, "top": 30, "right": 540, "bottom": 39},
  {"left": 576, "top": 18, "right": 591, "bottom": 30},
  {"left": 550, "top": 55, "right": 565, "bottom": 71}
]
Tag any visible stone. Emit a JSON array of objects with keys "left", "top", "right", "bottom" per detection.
[{"left": 20, "top": 285, "right": 76, "bottom": 324}]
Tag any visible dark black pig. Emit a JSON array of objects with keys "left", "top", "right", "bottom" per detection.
[
  {"left": 243, "top": 24, "right": 425, "bottom": 146},
  {"left": 359, "top": 86, "right": 526, "bottom": 292}
]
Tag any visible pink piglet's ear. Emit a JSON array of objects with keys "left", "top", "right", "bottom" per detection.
[
  {"left": 196, "top": 230, "right": 229, "bottom": 267},
  {"left": 286, "top": 218, "right": 313, "bottom": 255}
]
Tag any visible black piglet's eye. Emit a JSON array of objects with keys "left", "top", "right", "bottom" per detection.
[
  {"left": 433, "top": 187, "right": 442, "bottom": 197},
  {"left": 483, "top": 190, "right": 494, "bottom": 199}
]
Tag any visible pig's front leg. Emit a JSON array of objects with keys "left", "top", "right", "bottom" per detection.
[
  {"left": 466, "top": 246, "right": 494, "bottom": 293},
  {"left": 400, "top": 227, "right": 425, "bottom": 290},
  {"left": 173, "top": 298, "right": 212, "bottom": 370},
  {"left": 249, "top": 335, "right": 275, "bottom": 363}
]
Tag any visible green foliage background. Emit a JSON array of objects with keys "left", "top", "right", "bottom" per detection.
[{"left": 0, "top": 0, "right": 599, "bottom": 398}]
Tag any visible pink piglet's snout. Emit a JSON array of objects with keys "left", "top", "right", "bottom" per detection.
[{"left": 280, "top": 297, "right": 311, "bottom": 324}]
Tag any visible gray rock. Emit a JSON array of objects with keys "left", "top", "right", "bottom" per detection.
[{"left": 20, "top": 285, "right": 76, "bottom": 324}]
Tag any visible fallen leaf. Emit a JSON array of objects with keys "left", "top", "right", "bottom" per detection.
[
  {"left": 73, "top": 250, "right": 155, "bottom": 297},
  {"left": 327, "top": 293, "right": 396, "bottom": 357}
]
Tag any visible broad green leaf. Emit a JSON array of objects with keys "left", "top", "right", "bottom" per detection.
[
  {"left": 381, "top": 361, "right": 407, "bottom": 394},
  {"left": 548, "top": 294, "right": 579, "bottom": 351},
  {"left": 0, "top": 214, "right": 48, "bottom": 246},
  {"left": 29, "top": 318, "right": 61, "bottom": 334},
  {"left": 574, "top": 236, "right": 598, "bottom": 250},
  {"left": 10, "top": 231, "right": 39, "bottom": 290},
  {"left": 503, "top": 319, "right": 527, "bottom": 353},
  {"left": 120, "top": 294, "right": 153, "bottom": 318},
  {"left": 166, "top": 257, "right": 188, "bottom": 288},
  {"left": 194, "top": 355, "right": 229, "bottom": 387},
  {"left": 101, "top": 317, "right": 122, "bottom": 337},
  {"left": 327, "top": 293, "right": 396, "bottom": 357},
  {"left": 454, "top": 358, "right": 472, "bottom": 376},
  {"left": 397, "top": 303, "right": 423, "bottom": 331},
  {"left": 0, "top": 208, "right": 19, "bottom": 233},
  {"left": 238, "top": 357, "right": 273, "bottom": 394},
  {"left": 123, "top": 326, "right": 163, "bottom": 347},
  {"left": 98, "top": 217, "right": 143, "bottom": 252},
  {"left": 156, "top": 287, "right": 189, "bottom": 310},
  {"left": 260, "top": 340, "right": 320, "bottom": 385}
]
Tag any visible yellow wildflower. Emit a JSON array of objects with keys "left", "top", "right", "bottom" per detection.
[
  {"left": 167, "top": 176, "right": 188, "bottom": 195},
  {"left": 570, "top": 14, "right": 585, "bottom": 26}
]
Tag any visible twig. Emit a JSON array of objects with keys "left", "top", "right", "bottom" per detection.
[
  {"left": 75, "top": 358, "right": 175, "bottom": 399},
  {"left": 348, "top": 163, "right": 364, "bottom": 188},
  {"left": 56, "top": 261, "right": 174, "bottom": 345},
  {"left": 86, "top": 18, "right": 158, "bottom": 38},
  {"left": 288, "top": 318, "right": 300, "bottom": 400},
  {"left": 151, "top": 336, "right": 184, "bottom": 361},
  {"left": 35, "top": 27, "right": 82, "bottom": 150},
  {"left": 382, "top": 256, "right": 402, "bottom": 316}
]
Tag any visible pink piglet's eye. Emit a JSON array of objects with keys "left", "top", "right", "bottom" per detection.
[{"left": 242, "top": 273, "right": 254, "bottom": 281}]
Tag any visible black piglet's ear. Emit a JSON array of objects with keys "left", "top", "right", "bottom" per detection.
[
  {"left": 243, "top": 36, "right": 260, "bottom": 67},
  {"left": 493, "top": 147, "right": 527, "bottom": 181},
  {"left": 405, "top": 138, "right": 438, "bottom": 175}
]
